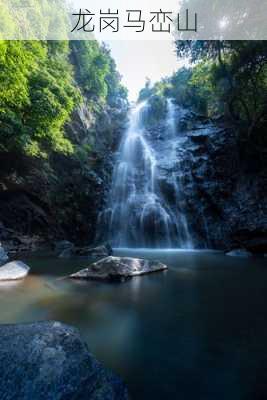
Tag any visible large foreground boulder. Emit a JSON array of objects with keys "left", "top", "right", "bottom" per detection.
[
  {"left": 0, "top": 260, "right": 30, "bottom": 280},
  {"left": 70, "top": 256, "right": 168, "bottom": 282},
  {"left": 0, "top": 321, "right": 128, "bottom": 400}
]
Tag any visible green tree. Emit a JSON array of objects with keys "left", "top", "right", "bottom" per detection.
[
  {"left": 0, "top": 40, "right": 79, "bottom": 158},
  {"left": 175, "top": 40, "right": 267, "bottom": 149}
]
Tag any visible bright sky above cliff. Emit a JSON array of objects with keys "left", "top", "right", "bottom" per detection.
[
  {"left": 73, "top": 0, "right": 186, "bottom": 101},
  {"left": 106, "top": 40, "right": 181, "bottom": 101}
]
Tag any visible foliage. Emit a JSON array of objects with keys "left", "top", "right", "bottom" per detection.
[
  {"left": 138, "top": 79, "right": 154, "bottom": 102},
  {"left": 0, "top": 0, "right": 69, "bottom": 40},
  {"left": 102, "top": 45, "right": 128, "bottom": 108},
  {"left": 176, "top": 0, "right": 266, "bottom": 41},
  {"left": 138, "top": 79, "right": 169, "bottom": 125},
  {"left": 70, "top": 41, "right": 128, "bottom": 108},
  {"left": 0, "top": 39, "right": 127, "bottom": 160},
  {"left": 175, "top": 41, "right": 267, "bottom": 149},
  {"left": 0, "top": 41, "right": 79, "bottom": 158},
  {"left": 140, "top": 40, "right": 267, "bottom": 155}
]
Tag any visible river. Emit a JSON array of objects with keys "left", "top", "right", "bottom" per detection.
[{"left": 0, "top": 249, "right": 267, "bottom": 399}]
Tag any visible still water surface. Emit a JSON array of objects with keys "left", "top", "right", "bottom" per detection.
[{"left": 0, "top": 249, "right": 267, "bottom": 400}]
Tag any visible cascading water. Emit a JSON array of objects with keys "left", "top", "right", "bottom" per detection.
[{"left": 101, "top": 99, "right": 192, "bottom": 248}]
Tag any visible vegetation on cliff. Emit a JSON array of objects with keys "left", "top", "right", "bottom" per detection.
[
  {"left": 140, "top": 41, "right": 267, "bottom": 161},
  {"left": 0, "top": 40, "right": 128, "bottom": 245},
  {"left": 0, "top": 40, "right": 127, "bottom": 159}
]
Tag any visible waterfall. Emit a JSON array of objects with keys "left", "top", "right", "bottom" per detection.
[{"left": 101, "top": 99, "right": 192, "bottom": 248}]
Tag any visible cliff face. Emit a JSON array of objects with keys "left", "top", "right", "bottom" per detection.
[
  {"left": 0, "top": 102, "right": 127, "bottom": 251},
  {"left": 145, "top": 107, "right": 267, "bottom": 252},
  {"left": 181, "top": 120, "right": 266, "bottom": 251},
  {"left": 0, "top": 98, "right": 265, "bottom": 253},
  {"left": 50, "top": 103, "right": 126, "bottom": 244}
]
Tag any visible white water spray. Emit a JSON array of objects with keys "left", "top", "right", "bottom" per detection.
[{"left": 102, "top": 99, "right": 192, "bottom": 248}]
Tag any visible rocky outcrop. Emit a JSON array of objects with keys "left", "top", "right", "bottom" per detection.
[
  {"left": 180, "top": 116, "right": 267, "bottom": 253},
  {"left": 0, "top": 100, "right": 127, "bottom": 250},
  {"left": 0, "top": 321, "right": 128, "bottom": 400},
  {"left": 0, "top": 261, "right": 30, "bottom": 280},
  {"left": 145, "top": 106, "right": 267, "bottom": 252},
  {"left": 70, "top": 256, "right": 168, "bottom": 282}
]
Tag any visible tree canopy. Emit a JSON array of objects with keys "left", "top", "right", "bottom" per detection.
[
  {"left": 0, "top": 40, "right": 127, "bottom": 159},
  {"left": 139, "top": 40, "right": 267, "bottom": 155}
]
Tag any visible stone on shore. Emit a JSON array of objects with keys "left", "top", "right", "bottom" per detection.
[
  {"left": 0, "top": 260, "right": 30, "bottom": 280},
  {"left": 70, "top": 256, "right": 168, "bottom": 282},
  {"left": 0, "top": 321, "right": 128, "bottom": 400}
]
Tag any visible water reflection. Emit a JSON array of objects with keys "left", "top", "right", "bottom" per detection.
[
  {"left": 0, "top": 280, "right": 24, "bottom": 290},
  {"left": 0, "top": 251, "right": 266, "bottom": 399}
]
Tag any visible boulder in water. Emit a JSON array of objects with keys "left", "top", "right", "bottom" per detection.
[
  {"left": 0, "top": 321, "right": 128, "bottom": 400},
  {"left": 58, "top": 248, "right": 74, "bottom": 258},
  {"left": 226, "top": 249, "right": 253, "bottom": 258},
  {"left": 55, "top": 240, "right": 74, "bottom": 253},
  {"left": 0, "top": 260, "right": 30, "bottom": 280},
  {"left": 70, "top": 256, "right": 168, "bottom": 282}
]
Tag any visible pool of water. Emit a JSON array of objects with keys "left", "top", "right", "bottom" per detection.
[{"left": 1, "top": 249, "right": 267, "bottom": 399}]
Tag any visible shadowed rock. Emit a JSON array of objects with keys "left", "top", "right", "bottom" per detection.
[
  {"left": 70, "top": 256, "right": 168, "bottom": 282},
  {"left": 0, "top": 260, "right": 30, "bottom": 280},
  {"left": 0, "top": 245, "right": 8, "bottom": 266},
  {"left": 75, "top": 243, "right": 113, "bottom": 258},
  {"left": 59, "top": 243, "right": 113, "bottom": 259},
  {"left": 55, "top": 240, "right": 74, "bottom": 252},
  {"left": 0, "top": 321, "right": 128, "bottom": 400}
]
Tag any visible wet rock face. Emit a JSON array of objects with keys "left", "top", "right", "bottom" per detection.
[
  {"left": 0, "top": 261, "right": 30, "bottom": 280},
  {"left": 98, "top": 103, "right": 266, "bottom": 251},
  {"left": 150, "top": 108, "right": 267, "bottom": 252},
  {"left": 70, "top": 256, "right": 168, "bottom": 282},
  {"left": 0, "top": 321, "right": 129, "bottom": 400},
  {"left": 0, "top": 100, "right": 127, "bottom": 249},
  {"left": 185, "top": 122, "right": 266, "bottom": 252}
]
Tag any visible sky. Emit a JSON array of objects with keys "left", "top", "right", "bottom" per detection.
[
  {"left": 105, "top": 40, "right": 182, "bottom": 101},
  {"left": 73, "top": 0, "right": 186, "bottom": 101}
]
